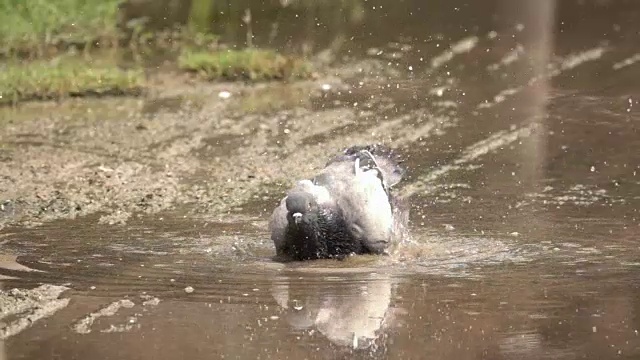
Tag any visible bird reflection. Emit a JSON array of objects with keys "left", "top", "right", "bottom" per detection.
[{"left": 270, "top": 271, "right": 398, "bottom": 350}]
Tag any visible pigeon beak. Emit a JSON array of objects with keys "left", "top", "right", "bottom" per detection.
[{"left": 292, "top": 212, "right": 302, "bottom": 225}]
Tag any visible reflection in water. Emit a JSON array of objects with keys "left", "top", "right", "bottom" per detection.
[
  {"left": 503, "top": 0, "right": 555, "bottom": 240},
  {"left": 270, "top": 272, "right": 395, "bottom": 350},
  {"left": 506, "top": 0, "right": 555, "bottom": 188}
]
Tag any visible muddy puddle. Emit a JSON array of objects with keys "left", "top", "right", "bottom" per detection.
[{"left": 1, "top": 0, "right": 640, "bottom": 359}]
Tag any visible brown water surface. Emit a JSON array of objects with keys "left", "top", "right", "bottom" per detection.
[{"left": 1, "top": 0, "right": 640, "bottom": 359}]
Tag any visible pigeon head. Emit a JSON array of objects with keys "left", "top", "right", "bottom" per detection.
[
  {"left": 285, "top": 191, "right": 317, "bottom": 225},
  {"left": 282, "top": 191, "right": 362, "bottom": 260}
]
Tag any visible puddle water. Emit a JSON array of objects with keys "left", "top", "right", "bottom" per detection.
[{"left": 2, "top": 0, "right": 640, "bottom": 359}]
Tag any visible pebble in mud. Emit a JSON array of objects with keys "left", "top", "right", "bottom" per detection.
[
  {"left": 73, "top": 299, "right": 135, "bottom": 334},
  {"left": 140, "top": 294, "right": 161, "bottom": 307},
  {"left": 184, "top": 286, "right": 195, "bottom": 293}
]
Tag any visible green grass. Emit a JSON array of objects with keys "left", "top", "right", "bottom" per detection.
[
  {"left": 0, "top": 57, "right": 144, "bottom": 105},
  {"left": 178, "top": 49, "right": 313, "bottom": 81},
  {"left": 0, "top": 1, "right": 319, "bottom": 105},
  {"left": 0, "top": 0, "right": 122, "bottom": 56}
]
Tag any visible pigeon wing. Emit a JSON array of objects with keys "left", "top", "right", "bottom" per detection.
[
  {"left": 316, "top": 160, "right": 394, "bottom": 254},
  {"left": 325, "top": 144, "right": 406, "bottom": 188}
]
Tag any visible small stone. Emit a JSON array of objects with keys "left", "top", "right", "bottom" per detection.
[
  {"left": 218, "top": 91, "right": 232, "bottom": 99},
  {"left": 184, "top": 286, "right": 194, "bottom": 294}
]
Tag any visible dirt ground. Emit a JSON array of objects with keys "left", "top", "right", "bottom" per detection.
[{"left": 0, "top": 64, "right": 399, "bottom": 229}]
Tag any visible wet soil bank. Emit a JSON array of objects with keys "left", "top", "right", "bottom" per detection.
[{"left": 0, "top": 74, "right": 348, "bottom": 228}]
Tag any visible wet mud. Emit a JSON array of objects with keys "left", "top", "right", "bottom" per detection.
[
  {"left": 0, "top": 284, "right": 70, "bottom": 340},
  {"left": 1, "top": 0, "right": 640, "bottom": 359}
]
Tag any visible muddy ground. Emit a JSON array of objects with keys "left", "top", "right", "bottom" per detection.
[
  {"left": 0, "top": 71, "right": 354, "bottom": 227},
  {"left": 1, "top": 0, "right": 640, "bottom": 359}
]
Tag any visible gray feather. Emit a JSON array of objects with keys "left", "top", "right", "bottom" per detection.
[
  {"left": 269, "top": 144, "right": 408, "bottom": 260},
  {"left": 325, "top": 144, "right": 406, "bottom": 188}
]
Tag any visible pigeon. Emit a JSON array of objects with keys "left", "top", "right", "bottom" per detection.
[{"left": 269, "top": 144, "right": 409, "bottom": 260}]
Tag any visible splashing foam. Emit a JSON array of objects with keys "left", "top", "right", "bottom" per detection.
[
  {"left": 430, "top": 36, "right": 479, "bottom": 70},
  {"left": 487, "top": 44, "right": 525, "bottom": 71},
  {"left": 477, "top": 87, "right": 523, "bottom": 109},
  {"left": 387, "top": 230, "right": 530, "bottom": 276},
  {"left": 369, "top": 107, "right": 458, "bottom": 146},
  {"left": 558, "top": 46, "right": 607, "bottom": 71},
  {"left": 401, "top": 122, "right": 539, "bottom": 198},
  {"left": 478, "top": 46, "right": 608, "bottom": 109},
  {"left": 613, "top": 53, "right": 640, "bottom": 70}
]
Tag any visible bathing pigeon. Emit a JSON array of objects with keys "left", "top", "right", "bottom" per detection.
[{"left": 269, "top": 144, "right": 408, "bottom": 260}]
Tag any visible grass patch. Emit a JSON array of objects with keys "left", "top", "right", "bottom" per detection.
[
  {"left": 178, "top": 49, "right": 313, "bottom": 81},
  {"left": 0, "top": 57, "right": 144, "bottom": 105},
  {"left": 0, "top": 0, "right": 121, "bottom": 56}
]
